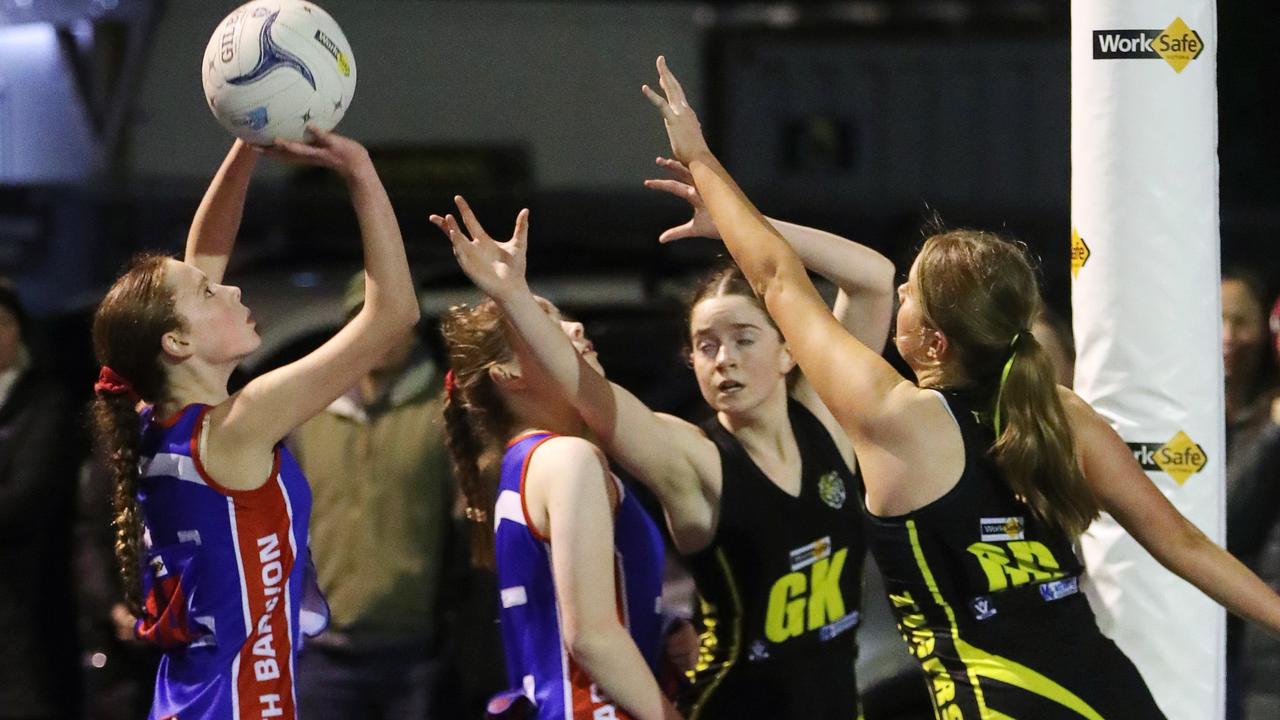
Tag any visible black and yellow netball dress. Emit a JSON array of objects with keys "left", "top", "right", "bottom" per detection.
[
  {"left": 866, "top": 390, "right": 1165, "bottom": 720},
  {"left": 682, "top": 400, "right": 866, "bottom": 719}
]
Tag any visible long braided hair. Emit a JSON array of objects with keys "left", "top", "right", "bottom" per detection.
[
  {"left": 90, "top": 254, "right": 183, "bottom": 615},
  {"left": 440, "top": 299, "right": 517, "bottom": 569}
]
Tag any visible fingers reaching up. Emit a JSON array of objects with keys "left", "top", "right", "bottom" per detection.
[
  {"left": 430, "top": 196, "right": 530, "bottom": 301},
  {"left": 642, "top": 55, "right": 712, "bottom": 164},
  {"left": 643, "top": 156, "right": 719, "bottom": 243}
]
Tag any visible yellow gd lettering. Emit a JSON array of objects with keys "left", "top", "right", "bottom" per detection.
[
  {"left": 942, "top": 706, "right": 964, "bottom": 719},
  {"left": 967, "top": 541, "right": 1064, "bottom": 592},
  {"left": 806, "top": 549, "right": 847, "bottom": 629},
  {"left": 764, "top": 572, "right": 807, "bottom": 642}
]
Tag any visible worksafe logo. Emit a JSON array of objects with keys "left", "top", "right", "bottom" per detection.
[
  {"left": 1128, "top": 430, "right": 1208, "bottom": 485},
  {"left": 1093, "top": 17, "right": 1204, "bottom": 73},
  {"left": 1070, "top": 227, "right": 1090, "bottom": 279}
]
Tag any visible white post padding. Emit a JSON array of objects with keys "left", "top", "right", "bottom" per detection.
[{"left": 1071, "top": 2, "right": 1223, "bottom": 719}]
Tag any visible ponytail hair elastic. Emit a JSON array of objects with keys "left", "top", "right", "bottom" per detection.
[
  {"left": 992, "top": 329, "right": 1032, "bottom": 436},
  {"left": 94, "top": 366, "right": 141, "bottom": 403}
]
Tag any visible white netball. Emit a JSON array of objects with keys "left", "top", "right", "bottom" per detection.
[{"left": 201, "top": 0, "right": 357, "bottom": 144}]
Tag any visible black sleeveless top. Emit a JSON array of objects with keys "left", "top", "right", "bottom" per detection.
[
  {"left": 681, "top": 399, "right": 865, "bottom": 719},
  {"left": 864, "top": 390, "right": 1164, "bottom": 719}
]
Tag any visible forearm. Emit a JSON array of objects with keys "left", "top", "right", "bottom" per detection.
[
  {"left": 186, "top": 140, "right": 258, "bottom": 278},
  {"left": 765, "top": 218, "right": 895, "bottom": 348},
  {"left": 500, "top": 288, "right": 592, "bottom": 394},
  {"left": 569, "top": 626, "right": 681, "bottom": 720},
  {"left": 688, "top": 153, "right": 808, "bottom": 298},
  {"left": 497, "top": 289, "right": 628, "bottom": 443},
  {"left": 1153, "top": 527, "right": 1280, "bottom": 635},
  {"left": 766, "top": 219, "right": 894, "bottom": 301},
  {"left": 346, "top": 160, "right": 418, "bottom": 324}
]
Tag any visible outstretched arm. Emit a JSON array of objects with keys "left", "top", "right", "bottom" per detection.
[
  {"left": 1066, "top": 390, "right": 1280, "bottom": 635},
  {"left": 643, "top": 57, "right": 909, "bottom": 441},
  {"left": 531, "top": 437, "right": 682, "bottom": 720},
  {"left": 431, "top": 197, "right": 718, "bottom": 550},
  {"left": 185, "top": 139, "right": 259, "bottom": 284},
  {"left": 212, "top": 130, "right": 419, "bottom": 460},
  {"left": 646, "top": 157, "right": 895, "bottom": 352}
]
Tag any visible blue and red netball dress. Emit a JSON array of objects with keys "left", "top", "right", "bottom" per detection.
[
  {"left": 135, "top": 404, "right": 329, "bottom": 720},
  {"left": 491, "top": 432, "right": 666, "bottom": 719}
]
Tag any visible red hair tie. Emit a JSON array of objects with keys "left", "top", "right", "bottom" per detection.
[
  {"left": 95, "top": 366, "right": 141, "bottom": 403},
  {"left": 444, "top": 369, "right": 457, "bottom": 398}
]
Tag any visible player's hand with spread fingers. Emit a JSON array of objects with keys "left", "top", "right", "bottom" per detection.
[
  {"left": 643, "top": 156, "right": 719, "bottom": 243},
  {"left": 430, "top": 195, "right": 530, "bottom": 302},
  {"left": 263, "top": 125, "right": 372, "bottom": 178},
  {"left": 642, "top": 56, "right": 712, "bottom": 164}
]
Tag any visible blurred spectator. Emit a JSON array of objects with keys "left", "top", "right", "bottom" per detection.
[
  {"left": 1223, "top": 270, "right": 1280, "bottom": 719},
  {"left": 290, "top": 274, "right": 458, "bottom": 719},
  {"left": 1031, "top": 305, "right": 1075, "bottom": 388},
  {"left": 74, "top": 457, "right": 160, "bottom": 720},
  {"left": 1222, "top": 269, "right": 1278, "bottom": 468},
  {"left": 0, "top": 279, "right": 83, "bottom": 720}
]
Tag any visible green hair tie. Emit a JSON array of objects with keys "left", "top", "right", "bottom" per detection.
[{"left": 992, "top": 331, "right": 1026, "bottom": 436}]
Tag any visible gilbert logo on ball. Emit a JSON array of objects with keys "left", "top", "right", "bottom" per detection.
[
  {"left": 202, "top": 0, "right": 357, "bottom": 144},
  {"left": 1091, "top": 17, "right": 1205, "bottom": 74}
]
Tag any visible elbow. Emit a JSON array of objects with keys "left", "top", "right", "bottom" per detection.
[
  {"left": 400, "top": 296, "right": 422, "bottom": 328},
  {"left": 756, "top": 255, "right": 801, "bottom": 311},
  {"left": 563, "top": 619, "right": 618, "bottom": 665},
  {"left": 378, "top": 292, "right": 421, "bottom": 329},
  {"left": 871, "top": 254, "right": 897, "bottom": 298}
]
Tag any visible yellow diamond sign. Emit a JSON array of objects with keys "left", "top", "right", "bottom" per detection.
[
  {"left": 1154, "top": 17, "right": 1204, "bottom": 74},
  {"left": 1153, "top": 430, "right": 1208, "bottom": 485},
  {"left": 1071, "top": 227, "right": 1090, "bottom": 279}
]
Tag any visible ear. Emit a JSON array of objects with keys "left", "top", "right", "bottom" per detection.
[
  {"left": 161, "top": 329, "right": 192, "bottom": 361},
  {"left": 924, "top": 327, "right": 949, "bottom": 364},
  {"left": 778, "top": 344, "right": 797, "bottom": 375},
  {"left": 488, "top": 360, "right": 526, "bottom": 390}
]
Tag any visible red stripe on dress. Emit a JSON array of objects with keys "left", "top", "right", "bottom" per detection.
[
  {"left": 230, "top": 468, "right": 298, "bottom": 720},
  {"left": 567, "top": 653, "right": 637, "bottom": 720}
]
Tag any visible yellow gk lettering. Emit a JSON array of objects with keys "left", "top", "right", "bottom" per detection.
[
  {"left": 764, "top": 548, "right": 848, "bottom": 642},
  {"left": 807, "top": 550, "right": 847, "bottom": 629},
  {"left": 966, "top": 541, "right": 1064, "bottom": 592},
  {"left": 764, "top": 573, "right": 807, "bottom": 642}
]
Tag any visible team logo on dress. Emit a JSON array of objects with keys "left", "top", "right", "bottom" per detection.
[
  {"left": 970, "top": 595, "right": 997, "bottom": 621},
  {"left": 1092, "top": 17, "right": 1205, "bottom": 74},
  {"left": 748, "top": 639, "right": 771, "bottom": 662},
  {"left": 1127, "top": 429, "right": 1209, "bottom": 485},
  {"left": 817, "top": 471, "right": 847, "bottom": 509},
  {"left": 980, "top": 516, "right": 1025, "bottom": 542}
]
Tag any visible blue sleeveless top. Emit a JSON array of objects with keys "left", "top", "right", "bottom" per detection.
[
  {"left": 492, "top": 432, "right": 666, "bottom": 719},
  {"left": 135, "top": 404, "right": 329, "bottom": 720}
]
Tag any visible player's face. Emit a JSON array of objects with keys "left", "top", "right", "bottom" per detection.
[
  {"left": 164, "top": 258, "right": 261, "bottom": 364},
  {"left": 542, "top": 300, "right": 605, "bottom": 377},
  {"left": 689, "top": 295, "right": 792, "bottom": 416},
  {"left": 894, "top": 257, "right": 934, "bottom": 372}
]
